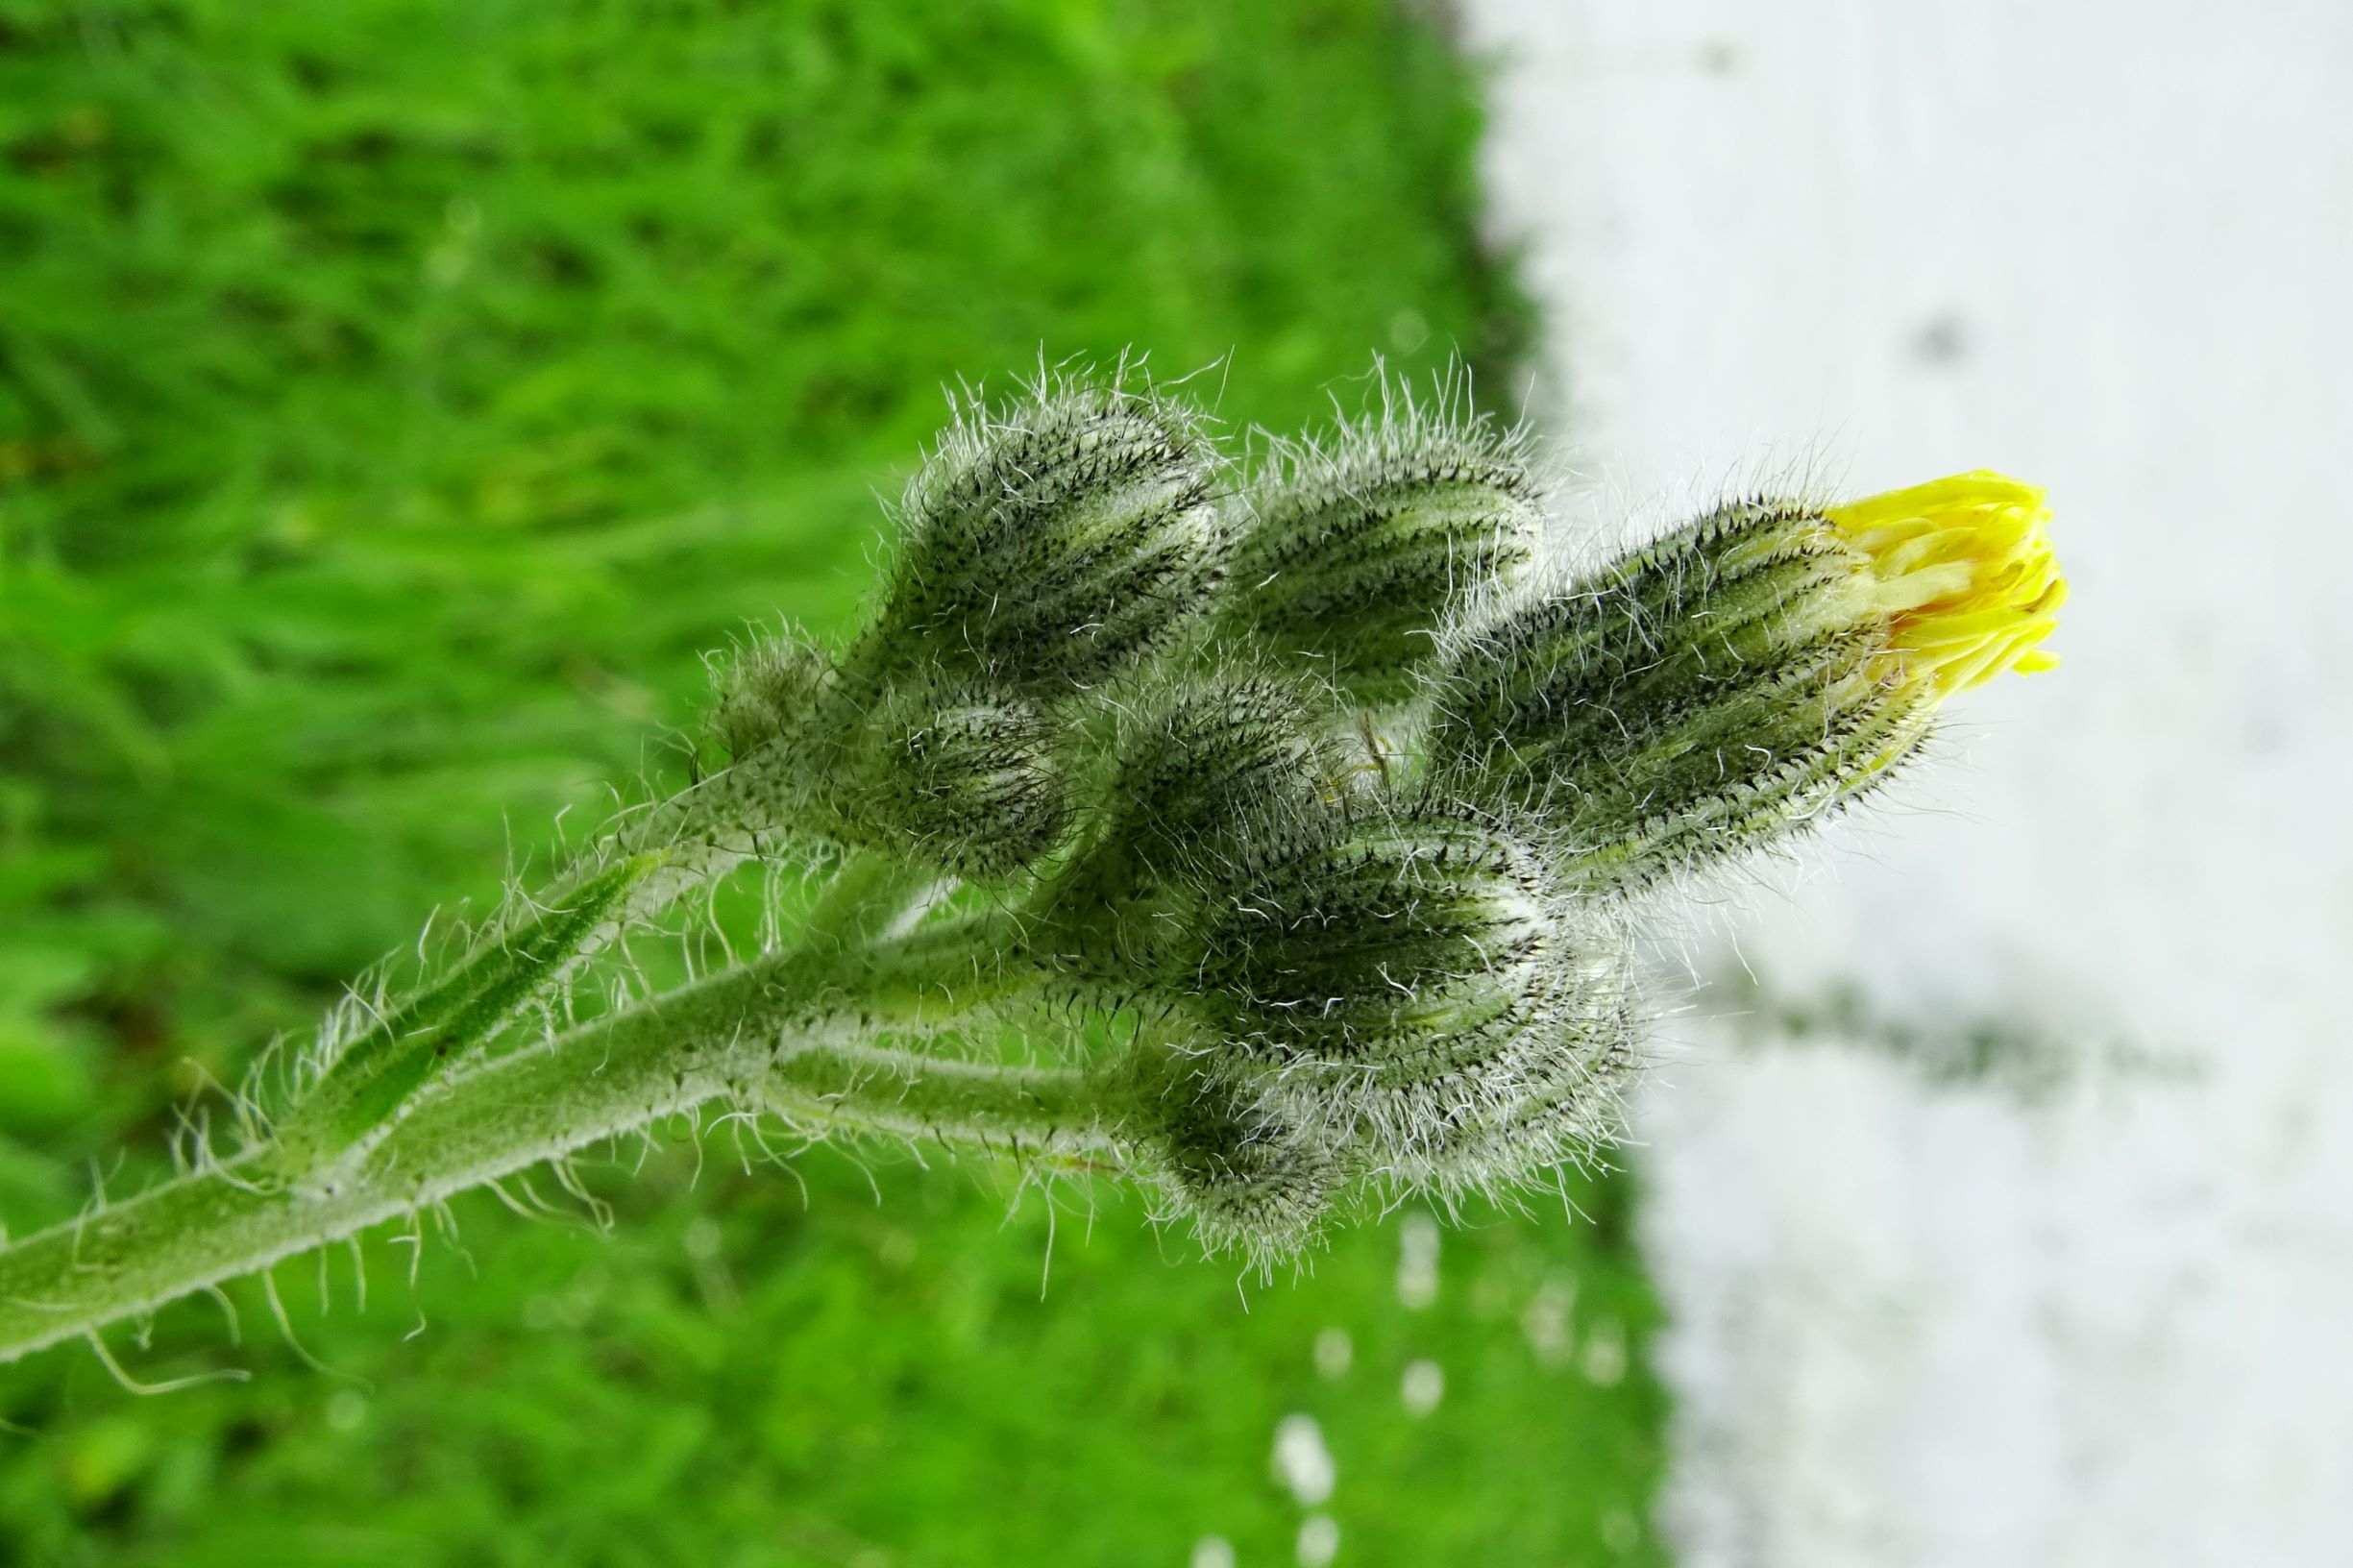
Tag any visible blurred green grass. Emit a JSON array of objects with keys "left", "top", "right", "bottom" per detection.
[{"left": 0, "top": 2, "right": 1664, "bottom": 1562}]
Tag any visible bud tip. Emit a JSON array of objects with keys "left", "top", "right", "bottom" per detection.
[{"left": 1826, "top": 470, "right": 2066, "bottom": 699}]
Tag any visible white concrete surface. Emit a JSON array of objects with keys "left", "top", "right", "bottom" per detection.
[{"left": 1454, "top": 2, "right": 2353, "bottom": 1563}]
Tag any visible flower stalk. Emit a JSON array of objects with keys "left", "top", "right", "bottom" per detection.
[{"left": 0, "top": 913, "right": 1110, "bottom": 1366}]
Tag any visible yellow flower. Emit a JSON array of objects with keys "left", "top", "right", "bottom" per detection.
[{"left": 1826, "top": 471, "right": 2066, "bottom": 698}]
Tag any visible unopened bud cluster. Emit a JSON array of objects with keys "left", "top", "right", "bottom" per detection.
[
  {"left": 693, "top": 369, "right": 2065, "bottom": 1263},
  {"left": 0, "top": 366, "right": 2074, "bottom": 1372}
]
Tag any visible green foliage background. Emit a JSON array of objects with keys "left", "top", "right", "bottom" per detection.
[{"left": 0, "top": 2, "right": 1665, "bottom": 1561}]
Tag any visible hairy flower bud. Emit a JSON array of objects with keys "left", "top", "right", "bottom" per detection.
[
  {"left": 1165, "top": 804, "right": 1635, "bottom": 1185},
  {"left": 870, "top": 374, "right": 1226, "bottom": 697},
  {"left": 1222, "top": 394, "right": 1540, "bottom": 700},
  {"left": 1370, "top": 982, "right": 1641, "bottom": 1194},
  {"left": 1091, "top": 675, "right": 1358, "bottom": 888},
  {"left": 706, "top": 631, "right": 836, "bottom": 764},
  {"left": 1426, "top": 472, "right": 2064, "bottom": 890},
  {"left": 866, "top": 692, "right": 1068, "bottom": 878},
  {"left": 1122, "top": 1044, "right": 1341, "bottom": 1264},
  {"left": 698, "top": 644, "right": 1066, "bottom": 879}
]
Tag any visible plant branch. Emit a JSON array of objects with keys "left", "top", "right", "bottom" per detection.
[{"left": 0, "top": 928, "right": 1119, "bottom": 1367}]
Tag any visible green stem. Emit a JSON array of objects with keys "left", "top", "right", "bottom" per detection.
[
  {"left": 0, "top": 925, "right": 1118, "bottom": 1367},
  {"left": 278, "top": 754, "right": 879, "bottom": 1169},
  {"left": 797, "top": 851, "right": 949, "bottom": 952},
  {"left": 278, "top": 853, "right": 666, "bottom": 1170}
]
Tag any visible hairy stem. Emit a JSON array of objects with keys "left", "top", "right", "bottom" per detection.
[
  {"left": 797, "top": 851, "right": 951, "bottom": 951},
  {"left": 278, "top": 853, "right": 668, "bottom": 1169},
  {"left": 278, "top": 757, "right": 909, "bottom": 1171},
  {"left": 0, "top": 928, "right": 1119, "bottom": 1366}
]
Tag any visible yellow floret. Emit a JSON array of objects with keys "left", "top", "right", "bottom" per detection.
[{"left": 1826, "top": 470, "right": 2066, "bottom": 698}]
